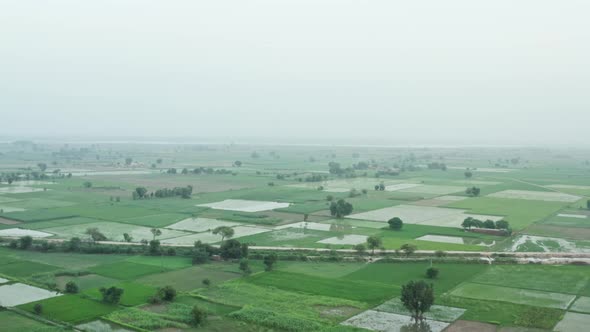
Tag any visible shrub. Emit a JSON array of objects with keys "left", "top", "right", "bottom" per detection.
[
  {"left": 65, "top": 281, "right": 79, "bottom": 294},
  {"left": 426, "top": 267, "right": 439, "bottom": 279},
  {"left": 33, "top": 303, "right": 43, "bottom": 315},
  {"left": 191, "top": 305, "right": 208, "bottom": 326},
  {"left": 388, "top": 217, "right": 403, "bottom": 230},
  {"left": 100, "top": 286, "right": 124, "bottom": 304}
]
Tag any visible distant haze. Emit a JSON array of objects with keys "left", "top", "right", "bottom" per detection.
[{"left": 1, "top": 1, "right": 589, "bottom": 146}]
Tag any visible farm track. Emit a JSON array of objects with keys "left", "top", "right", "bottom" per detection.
[{"left": 3, "top": 238, "right": 590, "bottom": 261}]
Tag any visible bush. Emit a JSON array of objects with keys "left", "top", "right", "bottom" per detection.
[
  {"left": 192, "top": 250, "right": 210, "bottom": 265},
  {"left": 33, "top": 303, "right": 43, "bottom": 315},
  {"left": 426, "top": 267, "right": 439, "bottom": 279},
  {"left": 388, "top": 217, "right": 403, "bottom": 230},
  {"left": 65, "top": 281, "right": 79, "bottom": 294},
  {"left": 100, "top": 286, "right": 124, "bottom": 304},
  {"left": 191, "top": 305, "right": 208, "bottom": 326},
  {"left": 159, "top": 286, "right": 177, "bottom": 302}
]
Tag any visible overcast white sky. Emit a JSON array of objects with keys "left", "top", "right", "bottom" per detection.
[{"left": 1, "top": 1, "right": 589, "bottom": 145}]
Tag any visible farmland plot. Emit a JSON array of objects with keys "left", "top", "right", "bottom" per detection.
[
  {"left": 0, "top": 206, "right": 25, "bottom": 212},
  {"left": 399, "top": 184, "right": 466, "bottom": 195},
  {"left": 450, "top": 283, "right": 576, "bottom": 309},
  {"left": 166, "top": 217, "right": 239, "bottom": 232},
  {"left": 375, "top": 298, "right": 465, "bottom": 322},
  {"left": 290, "top": 178, "right": 404, "bottom": 192},
  {"left": 0, "top": 228, "right": 54, "bottom": 238},
  {"left": 347, "top": 205, "right": 503, "bottom": 227},
  {"left": 317, "top": 234, "right": 368, "bottom": 245},
  {"left": 507, "top": 235, "right": 590, "bottom": 253},
  {"left": 416, "top": 235, "right": 465, "bottom": 245},
  {"left": 43, "top": 221, "right": 189, "bottom": 242},
  {"left": 197, "top": 199, "right": 290, "bottom": 212},
  {"left": 275, "top": 221, "right": 333, "bottom": 231},
  {"left": 553, "top": 312, "right": 590, "bottom": 332},
  {"left": 0, "top": 186, "right": 46, "bottom": 194},
  {"left": 342, "top": 310, "right": 449, "bottom": 332},
  {"left": 488, "top": 190, "right": 580, "bottom": 202},
  {"left": 0, "top": 283, "right": 61, "bottom": 306}
]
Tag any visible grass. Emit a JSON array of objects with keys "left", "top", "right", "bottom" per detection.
[
  {"left": 137, "top": 264, "right": 241, "bottom": 291},
  {"left": 83, "top": 281, "right": 156, "bottom": 306},
  {"left": 55, "top": 274, "right": 118, "bottom": 291},
  {"left": 19, "top": 295, "right": 117, "bottom": 324},
  {"left": 0, "top": 261, "right": 61, "bottom": 278},
  {"left": 447, "top": 197, "right": 566, "bottom": 230},
  {"left": 437, "top": 295, "right": 564, "bottom": 329},
  {"left": 125, "top": 255, "right": 193, "bottom": 269},
  {"left": 89, "top": 261, "right": 169, "bottom": 280},
  {"left": 247, "top": 271, "right": 399, "bottom": 304},
  {"left": 343, "top": 262, "right": 489, "bottom": 294},
  {"left": 471, "top": 264, "right": 590, "bottom": 295},
  {"left": 0, "top": 310, "right": 49, "bottom": 331},
  {"left": 119, "top": 212, "right": 188, "bottom": 227},
  {"left": 276, "top": 261, "right": 366, "bottom": 278},
  {"left": 450, "top": 282, "right": 575, "bottom": 309},
  {"left": 0, "top": 248, "right": 129, "bottom": 269}
]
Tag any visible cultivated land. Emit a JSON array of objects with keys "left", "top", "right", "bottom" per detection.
[{"left": 1, "top": 142, "right": 590, "bottom": 331}]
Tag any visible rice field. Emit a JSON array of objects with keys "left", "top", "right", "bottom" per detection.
[
  {"left": 197, "top": 199, "right": 290, "bottom": 212},
  {"left": 488, "top": 190, "right": 581, "bottom": 202},
  {"left": 342, "top": 310, "right": 449, "bottom": 332},
  {"left": 0, "top": 283, "right": 61, "bottom": 306}
]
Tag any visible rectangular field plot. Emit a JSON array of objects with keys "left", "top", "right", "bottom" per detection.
[
  {"left": 166, "top": 217, "right": 239, "bottom": 232},
  {"left": 471, "top": 265, "right": 590, "bottom": 294},
  {"left": 0, "top": 311, "right": 49, "bottom": 331},
  {"left": 275, "top": 221, "right": 332, "bottom": 231},
  {"left": 375, "top": 298, "right": 465, "bottom": 322},
  {"left": 342, "top": 310, "right": 449, "bottom": 332},
  {"left": 162, "top": 225, "right": 271, "bottom": 245},
  {"left": 347, "top": 204, "right": 503, "bottom": 228},
  {"left": 0, "top": 228, "right": 54, "bottom": 238},
  {"left": 290, "top": 178, "right": 404, "bottom": 192},
  {"left": 0, "top": 206, "right": 25, "bottom": 212},
  {"left": 553, "top": 312, "right": 590, "bottom": 332},
  {"left": 571, "top": 297, "right": 590, "bottom": 314},
  {"left": 197, "top": 199, "right": 290, "bottom": 212},
  {"left": 0, "top": 283, "right": 61, "bottom": 306},
  {"left": 89, "top": 261, "right": 168, "bottom": 280},
  {"left": 450, "top": 283, "right": 575, "bottom": 309},
  {"left": 317, "top": 234, "right": 368, "bottom": 245},
  {"left": 488, "top": 190, "right": 580, "bottom": 202},
  {"left": 416, "top": 235, "right": 465, "bottom": 245},
  {"left": 43, "top": 221, "right": 190, "bottom": 242},
  {"left": 0, "top": 186, "right": 46, "bottom": 194},
  {"left": 557, "top": 213, "right": 588, "bottom": 219},
  {"left": 385, "top": 183, "right": 422, "bottom": 191},
  {"left": 506, "top": 235, "right": 590, "bottom": 253},
  {"left": 399, "top": 184, "right": 466, "bottom": 195},
  {"left": 19, "top": 294, "right": 117, "bottom": 323}
]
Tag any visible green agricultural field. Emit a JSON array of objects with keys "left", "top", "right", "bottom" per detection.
[
  {"left": 19, "top": 295, "right": 118, "bottom": 323},
  {"left": 344, "top": 262, "right": 489, "bottom": 294},
  {"left": 83, "top": 281, "right": 155, "bottom": 306},
  {"left": 447, "top": 197, "right": 567, "bottom": 230},
  {"left": 0, "top": 310, "right": 49, "bottom": 331},
  {"left": 471, "top": 264, "right": 590, "bottom": 295},
  {"left": 276, "top": 261, "right": 366, "bottom": 278},
  {"left": 0, "top": 260, "right": 60, "bottom": 278},
  {"left": 137, "top": 264, "right": 241, "bottom": 291},
  {"left": 247, "top": 270, "right": 399, "bottom": 304},
  {"left": 450, "top": 282, "right": 576, "bottom": 309},
  {"left": 124, "top": 255, "right": 192, "bottom": 269},
  {"left": 56, "top": 274, "right": 118, "bottom": 292},
  {"left": 89, "top": 261, "right": 169, "bottom": 280}
]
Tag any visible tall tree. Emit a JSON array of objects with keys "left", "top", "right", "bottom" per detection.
[
  {"left": 388, "top": 217, "right": 403, "bottom": 230},
  {"left": 329, "top": 199, "right": 353, "bottom": 218},
  {"left": 366, "top": 236, "right": 382, "bottom": 255},
  {"left": 212, "top": 226, "right": 235, "bottom": 243},
  {"left": 400, "top": 281, "right": 435, "bottom": 323},
  {"left": 151, "top": 228, "right": 162, "bottom": 240}
]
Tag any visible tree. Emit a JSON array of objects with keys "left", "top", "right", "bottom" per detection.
[
  {"left": 461, "top": 217, "right": 474, "bottom": 230},
  {"left": 65, "top": 281, "right": 79, "bottom": 294},
  {"left": 587, "top": 199, "right": 590, "bottom": 210},
  {"left": 263, "top": 253, "right": 278, "bottom": 271},
  {"left": 353, "top": 243, "right": 366, "bottom": 255},
  {"left": 483, "top": 219, "right": 496, "bottom": 229},
  {"left": 34, "top": 303, "right": 43, "bottom": 315},
  {"left": 125, "top": 157, "right": 133, "bottom": 165},
  {"left": 193, "top": 250, "right": 210, "bottom": 264},
  {"left": 212, "top": 226, "right": 234, "bottom": 243},
  {"left": 151, "top": 228, "right": 162, "bottom": 240},
  {"left": 100, "top": 286, "right": 124, "bottom": 304},
  {"left": 464, "top": 170, "right": 473, "bottom": 179},
  {"left": 329, "top": 199, "right": 353, "bottom": 218},
  {"left": 67, "top": 237, "right": 82, "bottom": 251},
  {"left": 239, "top": 259, "right": 252, "bottom": 275},
  {"left": 220, "top": 239, "right": 242, "bottom": 259},
  {"left": 495, "top": 220, "right": 510, "bottom": 230},
  {"left": 400, "top": 243, "right": 417, "bottom": 257},
  {"left": 234, "top": 160, "right": 242, "bottom": 167},
  {"left": 19, "top": 235, "right": 33, "bottom": 249},
  {"left": 434, "top": 250, "right": 446, "bottom": 258},
  {"left": 158, "top": 286, "right": 177, "bottom": 301},
  {"left": 465, "top": 186, "right": 480, "bottom": 197},
  {"left": 202, "top": 278, "right": 211, "bottom": 287},
  {"left": 149, "top": 240, "right": 161, "bottom": 255},
  {"left": 123, "top": 233, "right": 133, "bottom": 242},
  {"left": 83, "top": 181, "right": 92, "bottom": 188},
  {"left": 86, "top": 228, "right": 107, "bottom": 243},
  {"left": 388, "top": 217, "right": 403, "bottom": 230},
  {"left": 191, "top": 305, "right": 208, "bottom": 326},
  {"left": 366, "top": 236, "right": 382, "bottom": 255},
  {"left": 135, "top": 187, "right": 148, "bottom": 199},
  {"left": 400, "top": 281, "right": 435, "bottom": 323},
  {"left": 37, "top": 163, "right": 47, "bottom": 172},
  {"left": 426, "top": 267, "right": 439, "bottom": 279}
]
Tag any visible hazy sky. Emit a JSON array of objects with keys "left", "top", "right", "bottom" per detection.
[{"left": 1, "top": 1, "right": 589, "bottom": 145}]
